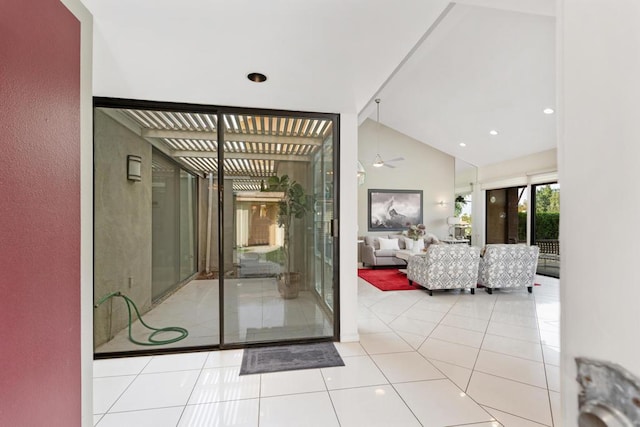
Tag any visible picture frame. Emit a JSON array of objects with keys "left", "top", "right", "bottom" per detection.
[{"left": 368, "top": 189, "right": 423, "bottom": 231}]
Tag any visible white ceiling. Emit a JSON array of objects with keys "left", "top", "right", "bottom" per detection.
[{"left": 81, "top": 0, "right": 556, "bottom": 168}]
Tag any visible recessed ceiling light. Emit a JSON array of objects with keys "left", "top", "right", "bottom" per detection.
[
  {"left": 543, "top": 108, "right": 555, "bottom": 114},
  {"left": 247, "top": 72, "right": 267, "bottom": 83},
  {"left": 459, "top": 142, "right": 466, "bottom": 147},
  {"left": 489, "top": 130, "right": 499, "bottom": 136}
]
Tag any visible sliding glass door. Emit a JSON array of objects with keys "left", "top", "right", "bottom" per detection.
[
  {"left": 93, "top": 100, "right": 339, "bottom": 356},
  {"left": 486, "top": 186, "right": 528, "bottom": 244},
  {"left": 221, "top": 112, "right": 337, "bottom": 345},
  {"left": 532, "top": 182, "right": 560, "bottom": 277}
]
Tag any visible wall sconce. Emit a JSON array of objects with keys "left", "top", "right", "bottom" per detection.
[
  {"left": 127, "top": 155, "right": 142, "bottom": 181},
  {"left": 357, "top": 161, "right": 366, "bottom": 186},
  {"left": 437, "top": 200, "right": 448, "bottom": 207}
]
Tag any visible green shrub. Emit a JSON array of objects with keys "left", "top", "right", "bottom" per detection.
[
  {"left": 535, "top": 212, "right": 559, "bottom": 240},
  {"left": 518, "top": 212, "right": 559, "bottom": 241},
  {"left": 265, "top": 247, "right": 285, "bottom": 265}
]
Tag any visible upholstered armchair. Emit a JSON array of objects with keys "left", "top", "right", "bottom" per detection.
[
  {"left": 407, "top": 244, "right": 480, "bottom": 296},
  {"left": 477, "top": 244, "right": 540, "bottom": 294}
]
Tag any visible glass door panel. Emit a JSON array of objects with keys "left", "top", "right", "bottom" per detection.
[
  {"left": 93, "top": 105, "right": 217, "bottom": 355},
  {"left": 179, "top": 170, "right": 197, "bottom": 280},
  {"left": 221, "top": 113, "right": 336, "bottom": 345},
  {"left": 151, "top": 151, "right": 180, "bottom": 300},
  {"left": 532, "top": 183, "right": 560, "bottom": 277},
  {"left": 311, "top": 132, "right": 335, "bottom": 312},
  {"left": 486, "top": 186, "right": 527, "bottom": 244}
]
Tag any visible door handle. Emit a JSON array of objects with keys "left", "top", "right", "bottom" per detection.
[{"left": 331, "top": 219, "right": 339, "bottom": 238}]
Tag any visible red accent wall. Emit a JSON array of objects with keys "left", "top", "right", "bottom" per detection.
[{"left": 0, "top": 1, "right": 81, "bottom": 426}]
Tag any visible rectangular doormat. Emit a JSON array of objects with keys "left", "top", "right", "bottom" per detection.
[{"left": 240, "top": 342, "right": 344, "bottom": 375}]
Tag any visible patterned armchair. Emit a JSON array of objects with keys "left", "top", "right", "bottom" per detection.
[
  {"left": 478, "top": 244, "right": 540, "bottom": 294},
  {"left": 407, "top": 244, "right": 480, "bottom": 296}
]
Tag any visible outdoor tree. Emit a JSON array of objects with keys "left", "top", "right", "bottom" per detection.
[{"left": 536, "top": 185, "right": 560, "bottom": 213}]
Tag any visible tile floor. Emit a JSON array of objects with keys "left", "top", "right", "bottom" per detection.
[
  {"left": 94, "top": 274, "right": 560, "bottom": 426},
  {"left": 96, "top": 278, "right": 333, "bottom": 353}
]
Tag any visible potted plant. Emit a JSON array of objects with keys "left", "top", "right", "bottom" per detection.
[
  {"left": 454, "top": 195, "right": 467, "bottom": 217},
  {"left": 405, "top": 223, "right": 426, "bottom": 253},
  {"left": 264, "top": 174, "right": 310, "bottom": 299}
]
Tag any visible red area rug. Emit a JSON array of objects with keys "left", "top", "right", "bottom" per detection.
[{"left": 358, "top": 268, "right": 416, "bottom": 291}]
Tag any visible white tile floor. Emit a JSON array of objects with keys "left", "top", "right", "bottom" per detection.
[
  {"left": 94, "top": 274, "right": 560, "bottom": 426},
  {"left": 96, "top": 278, "right": 333, "bottom": 353}
]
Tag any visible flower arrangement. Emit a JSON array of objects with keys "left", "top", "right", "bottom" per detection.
[{"left": 406, "top": 223, "right": 426, "bottom": 241}]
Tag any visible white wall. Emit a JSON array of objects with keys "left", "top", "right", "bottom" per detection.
[
  {"left": 59, "top": 0, "right": 93, "bottom": 425},
  {"left": 559, "top": 0, "right": 640, "bottom": 424},
  {"left": 455, "top": 164, "right": 477, "bottom": 195},
  {"left": 358, "top": 119, "right": 455, "bottom": 239},
  {"left": 478, "top": 148, "right": 557, "bottom": 188},
  {"left": 473, "top": 149, "right": 558, "bottom": 247},
  {"left": 339, "top": 114, "right": 359, "bottom": 342}
]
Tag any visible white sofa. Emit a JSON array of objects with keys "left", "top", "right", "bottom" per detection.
[{"left": 361, "top": 234, "right": 440, "bottom": 267}]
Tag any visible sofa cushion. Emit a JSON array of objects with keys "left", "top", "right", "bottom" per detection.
[
  {"left": 388, "top": 234, "right": 406, "bottom": 249},
  {"left": 379, "top": 237, "right": 400, "bottom": 250},
  {"left": 374, "top": 249, "right": 397, "bottom": 257},
  {"left": 364, "top": 236, "right": 379, "bottom": 249}
]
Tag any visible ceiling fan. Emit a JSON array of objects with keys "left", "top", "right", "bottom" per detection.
[
  {"left": 373, "top": 154, "right": 405, "bottom": 168},
  {"left": 372, "top": 98, "right": 405, "bottom": 168}
]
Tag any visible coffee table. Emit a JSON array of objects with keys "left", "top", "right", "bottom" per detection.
[
  {"left": 395, "top": 249, "right": 426, "bottom": 274},
  {"left": 395, "top": 249, "right": 412, "bottom": 262}
]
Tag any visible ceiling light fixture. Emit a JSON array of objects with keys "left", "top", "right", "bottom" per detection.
[
  {"left": 459, "top": 142, "right": 466, "bottom": 147},
  {"left": 543, "top": 108, "right": 555, "bottom": 114},
  {"left": 373, "top": 154, "right": 384, "bottom": 168},
  {"left": 489, "top": 130, "right": 499, "bottom": 136},
  {"left": 247, "top": 72, "right": 267, "bottom": 83}
]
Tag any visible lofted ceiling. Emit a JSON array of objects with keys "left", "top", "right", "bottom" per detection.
[{"left": 82, "top": 0, "right": 556, "bottom": 168}]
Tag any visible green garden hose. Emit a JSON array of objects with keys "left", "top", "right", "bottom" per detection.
[{"left": 94, "top": 291, "right": 188, "bottom": 346}]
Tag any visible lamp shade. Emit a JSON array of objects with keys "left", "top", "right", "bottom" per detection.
[{"left": 447, "top": 216, "right": 462, "bottom": 226}]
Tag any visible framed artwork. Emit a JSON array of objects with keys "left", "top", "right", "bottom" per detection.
[{"left": 368, "top": 189, "right": 423, "bottom": 231}]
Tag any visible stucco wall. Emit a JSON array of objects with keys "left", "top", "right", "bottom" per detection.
[
  {"left": 0, "top": 1, "right": 82, "bottom": 425},
  {"left": 93, "top": 109, "right": 152, "bottom": 347}
]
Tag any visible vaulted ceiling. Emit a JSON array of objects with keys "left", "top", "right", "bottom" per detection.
[{"left": 82, "top": 0, "right": 556, "bottom": 168}]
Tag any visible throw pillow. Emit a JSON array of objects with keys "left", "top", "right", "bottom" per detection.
[
  {"left": 378, "top": 237, "right": 400, "bottom": 250},
  {"left": 403, "top": 237, "right": 414, "bottom": 250}
]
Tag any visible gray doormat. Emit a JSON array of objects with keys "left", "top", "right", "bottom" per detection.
[{"left": 240, "top": 342, "right": 344, "bottom": 375}]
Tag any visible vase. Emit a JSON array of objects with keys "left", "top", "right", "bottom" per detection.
[
  {"left": 411, "top": 241, "right": 422, "bottom": 253},
  {"left": 278, "top": 272, "right": 300, "bottom": 299}
]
